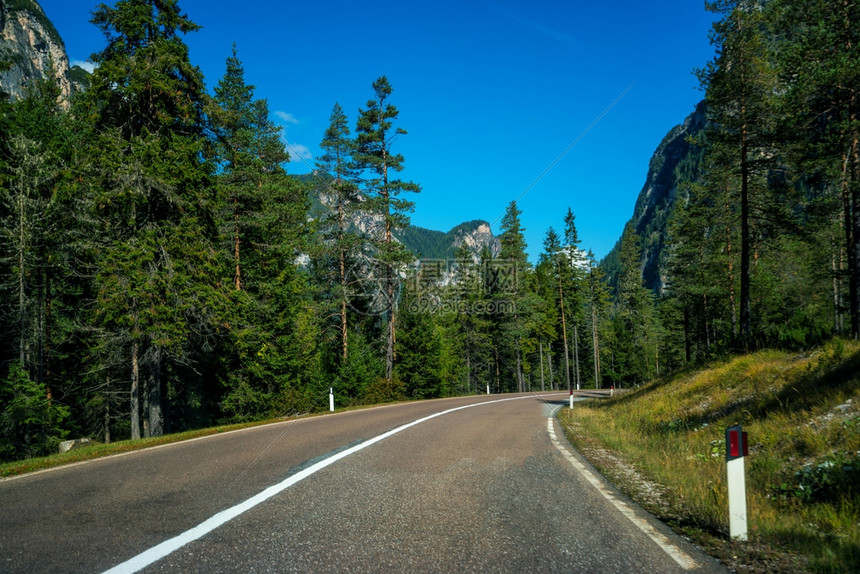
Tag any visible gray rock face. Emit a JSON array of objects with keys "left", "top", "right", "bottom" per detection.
[
  {"left": 451, "top": 222, "right": 501, "bottom": 261},
  {"left": 0, "top": 0, "right": 73, "bottom": 105},
  {"left": 603, "top": 101, "right": 706, "bottom": 294}
]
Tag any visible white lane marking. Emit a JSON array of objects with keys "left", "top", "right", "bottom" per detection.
[
  {"left": 547, "top": 418, "right": 699, "bottom": 571},
  {"left": 103, "top": 394, "right": 558, "bottom": 574}
]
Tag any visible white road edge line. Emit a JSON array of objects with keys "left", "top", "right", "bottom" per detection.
[
  {"left": 102, "top": 394, "right": 556, "bottom": 574},
  {"left": 547, "top": 417, "right": 699, "bottom": 571}
]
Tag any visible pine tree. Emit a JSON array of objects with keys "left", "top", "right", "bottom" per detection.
[
  {"left": 316, "top": 102, "right": 360, "bottom": 364},
  {"left": 0, "top": 75, "right": 76, "bottom": 404},
  {"left": 209, "top": 45, "right": 311, "bottom": 422},
  {"left": 79, "top": 0, "right": 220, "bottom": 438},
  {"left": 774, "top": 0, "right": 860, "bottom": 338},
  {"left": 540, "top": 227, "right": 571, "bottom": 392},
  {"left": 612, "top": 222, "right": 658, "bottom": 385},
  {"left": 353, "top": 77, "right": 420, "bottom": 381},
  {"left": 585, "top": 251, "right": 610, "bottom": 388},
  {"left": 210, "top": 45, "right": 289, "bottom": 293},
  {"left": 496, "top": 201, "right": 530, "bottom": 392},
  {"left": 698, "top": 0, "right": 777, "bottom": 348},
  {"left": 562, "top": 208, "right": 587, "bottom": 388}
]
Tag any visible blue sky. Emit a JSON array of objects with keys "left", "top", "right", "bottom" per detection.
[{"left": 40, "top": 0, "right": 717, "bottom": 261}]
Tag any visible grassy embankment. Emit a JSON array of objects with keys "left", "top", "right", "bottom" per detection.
[{"left": 558, "top": 339, "right": 860, "bottom": 573}]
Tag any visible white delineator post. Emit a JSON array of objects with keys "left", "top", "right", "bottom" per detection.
[
  {"left": 726, "top": 425, "right": 749, "bottom": 541},
  {"left": 569, "top": 389, "right": 574, "bottom": 409},
  {"left": 329, "top": 387, "right": 335, "bottom": 412},
  {"left": 486, "top": 384, "right": 490, "bottom": 395}
]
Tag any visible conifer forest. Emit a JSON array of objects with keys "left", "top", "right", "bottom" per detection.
[{"left": 0, "top": 0, "right": 858, "bottom": 462}]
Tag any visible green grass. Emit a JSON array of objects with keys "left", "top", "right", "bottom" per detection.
[{"left": 558, "top": 338, "right": 860, "bottom": 574}]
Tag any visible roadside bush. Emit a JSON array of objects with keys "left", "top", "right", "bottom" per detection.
[{"left": 0, "top": 363, "right": 70, "bottom": 461}]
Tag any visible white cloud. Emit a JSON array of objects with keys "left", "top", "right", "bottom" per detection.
[
  {"left": 70, "top": 60, "right": 96, "bottom": 73},
  {"left": 275, "top": 111, "right": 299, "bottom": 124},
  {"left": 284, "top": 141, "right": 313, "bottom": 164}
]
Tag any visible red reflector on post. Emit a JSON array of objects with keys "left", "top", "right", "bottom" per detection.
[{"left": 726, "top": 425, "right": 745, "bottom": 461}]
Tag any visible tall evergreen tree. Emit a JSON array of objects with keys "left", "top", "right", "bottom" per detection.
[
  {"left": 316, "top": 102, "right": 360, "bottom": 364},
  {"left": 496, "top": 201, "right": 530, "bottom": 392},
  {"left": 611, "top": 222, "right": 658, "bottom": 385},
  {"left": 209, "top": 45, "right": 311, "bottom": 422},
  {"left": 774, "top": 0, "right": 860, "bottom": 338},
  {"left": 585, "top": 251, "right": 610, "bottom": 388},
  {"left": 211, "top": 45, "right": 290, "bottom": 293},
  {"left": 698, "top": 0, "right": 777, "bottom": 348},
  {"left": 79, "top": 0, "right": 220, "bottom": 438},
  {"left": 540, "top": 227, "right": 571, "bottom": 392},
  {"left": 0, "top": 76, "right": 74, "bottom": 416},
  {"left": 562, "top": 208, "right": 587, "bottom": 388},
  {"left": 353, "top": 76, "right": 420, "bottom": 380}
]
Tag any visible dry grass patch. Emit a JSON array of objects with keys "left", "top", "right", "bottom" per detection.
[{"left": 559, "top": 339, "right": 860, "bottom": 574}]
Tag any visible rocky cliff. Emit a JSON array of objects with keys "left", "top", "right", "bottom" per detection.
[
  {"left": 0, "top": 0, "right": 75, "bottom": 104},
  {"left": 397, "top": 220, "right": 501, "bottom": 262},
  {"left": 602, "top": 101, "right": 706, "bottom": 294},
  {"left": 303, "top": 172, "right": 500, "bottom": 262}
]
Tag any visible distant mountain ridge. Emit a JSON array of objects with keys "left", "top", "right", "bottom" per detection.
[
  {"left": 301, "top": 172, "right": 501, "bottom": 263},
  {"left": 396, "top": 220, "right": 501, "bottom": 261}
]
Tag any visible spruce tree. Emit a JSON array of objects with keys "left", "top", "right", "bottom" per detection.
[
  {"left": 496, "top": 201, "right": 530, "bottom": 392},
  {"left": 209, "top": 45, "right": 311, "bottom": 421},
  {"left": 540, "top": 227, "right": 571, "bottom": 392},
  {"left": 211, "top": 45, "right": 289, "bottom": 293},
  {"left": 79, "top": 0, "right": 219, "bottom": 438}
]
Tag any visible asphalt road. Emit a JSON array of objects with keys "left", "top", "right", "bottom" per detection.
[{"left": 0, "top": 392, "right": 728, "bottom": 573}]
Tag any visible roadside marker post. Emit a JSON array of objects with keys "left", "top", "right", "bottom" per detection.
[
  {"left": 487, "top": 384, "right": 490, "bottom": 395},
  {"left": 329, "top": 387, "right": 335, "bottom": 412},
  {"left": 569, "top": 389, "right": 574, "bottom": 409},
  {"left": 726, "top": 424, "right": 749, "bottom": 541}
]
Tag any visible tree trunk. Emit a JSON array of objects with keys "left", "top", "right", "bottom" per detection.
[
  {"left": 682, "top": 303, "right": 691, "bottom": 364},
  {"left": 131, "top": 338, "right": 140, "bottom": 440},
  {"left": 573, "top": 324, "right": 580, "bottom": 390},
  {"left": 703, "top": 293, "right": 711, "bottom": 352},
  {"left": 850, "top": 120, "right": 860, "bottom": 339},
  {"left": 494, "top": 348, "right": 501, "bottom": 393},
  {"left": 18, "top": 167, "right": 26, "bottom": 368},
  {"left": 842, "top": 1, "right": 859, "bottom": 339},
  {"left": 539, "top": 339, "right": 545, "bottom": 392},
  {"left": 382, "top": 149, "right": 397, "bottom": 380},
  {"left": 725, "top": 197, "right": 738, "bottom": 338},
  {"left": 104, "top": 376, "right": 111, "bottom": 444},
  {"left": 148, "top": 346, "right": 164, "bottom": 437},
  {"left": 339, "top": 199, "right": 348, "bottom": 363},
  {"left": 833, "top": 234, "right": 844, "bottom": 333},
  {"left": 44, "top": 262, "right": 52, "bottom": 399},
  {"left": 739, "top": 109, "right": 752, "bottom": 348},
  {"left": 233, "top": 196, "right": 242, "bottom": 291},
  {"left": 547, "top": 343, "right": 555, "bottom": 390},
  {"left": 465, "top": 348, "right": 471, "bottom": 394},
  {"left": 558, "top": 279, "right": 571, "bottom": 392},
  {"left": 842, "top": 151, "right": 856, "bottom": 337},
  {"left": 516, "top": 342, "right": 523, "bottom": 393},
  {"left": 592, "top": 304, "right": 601, "bottom": 388}
]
